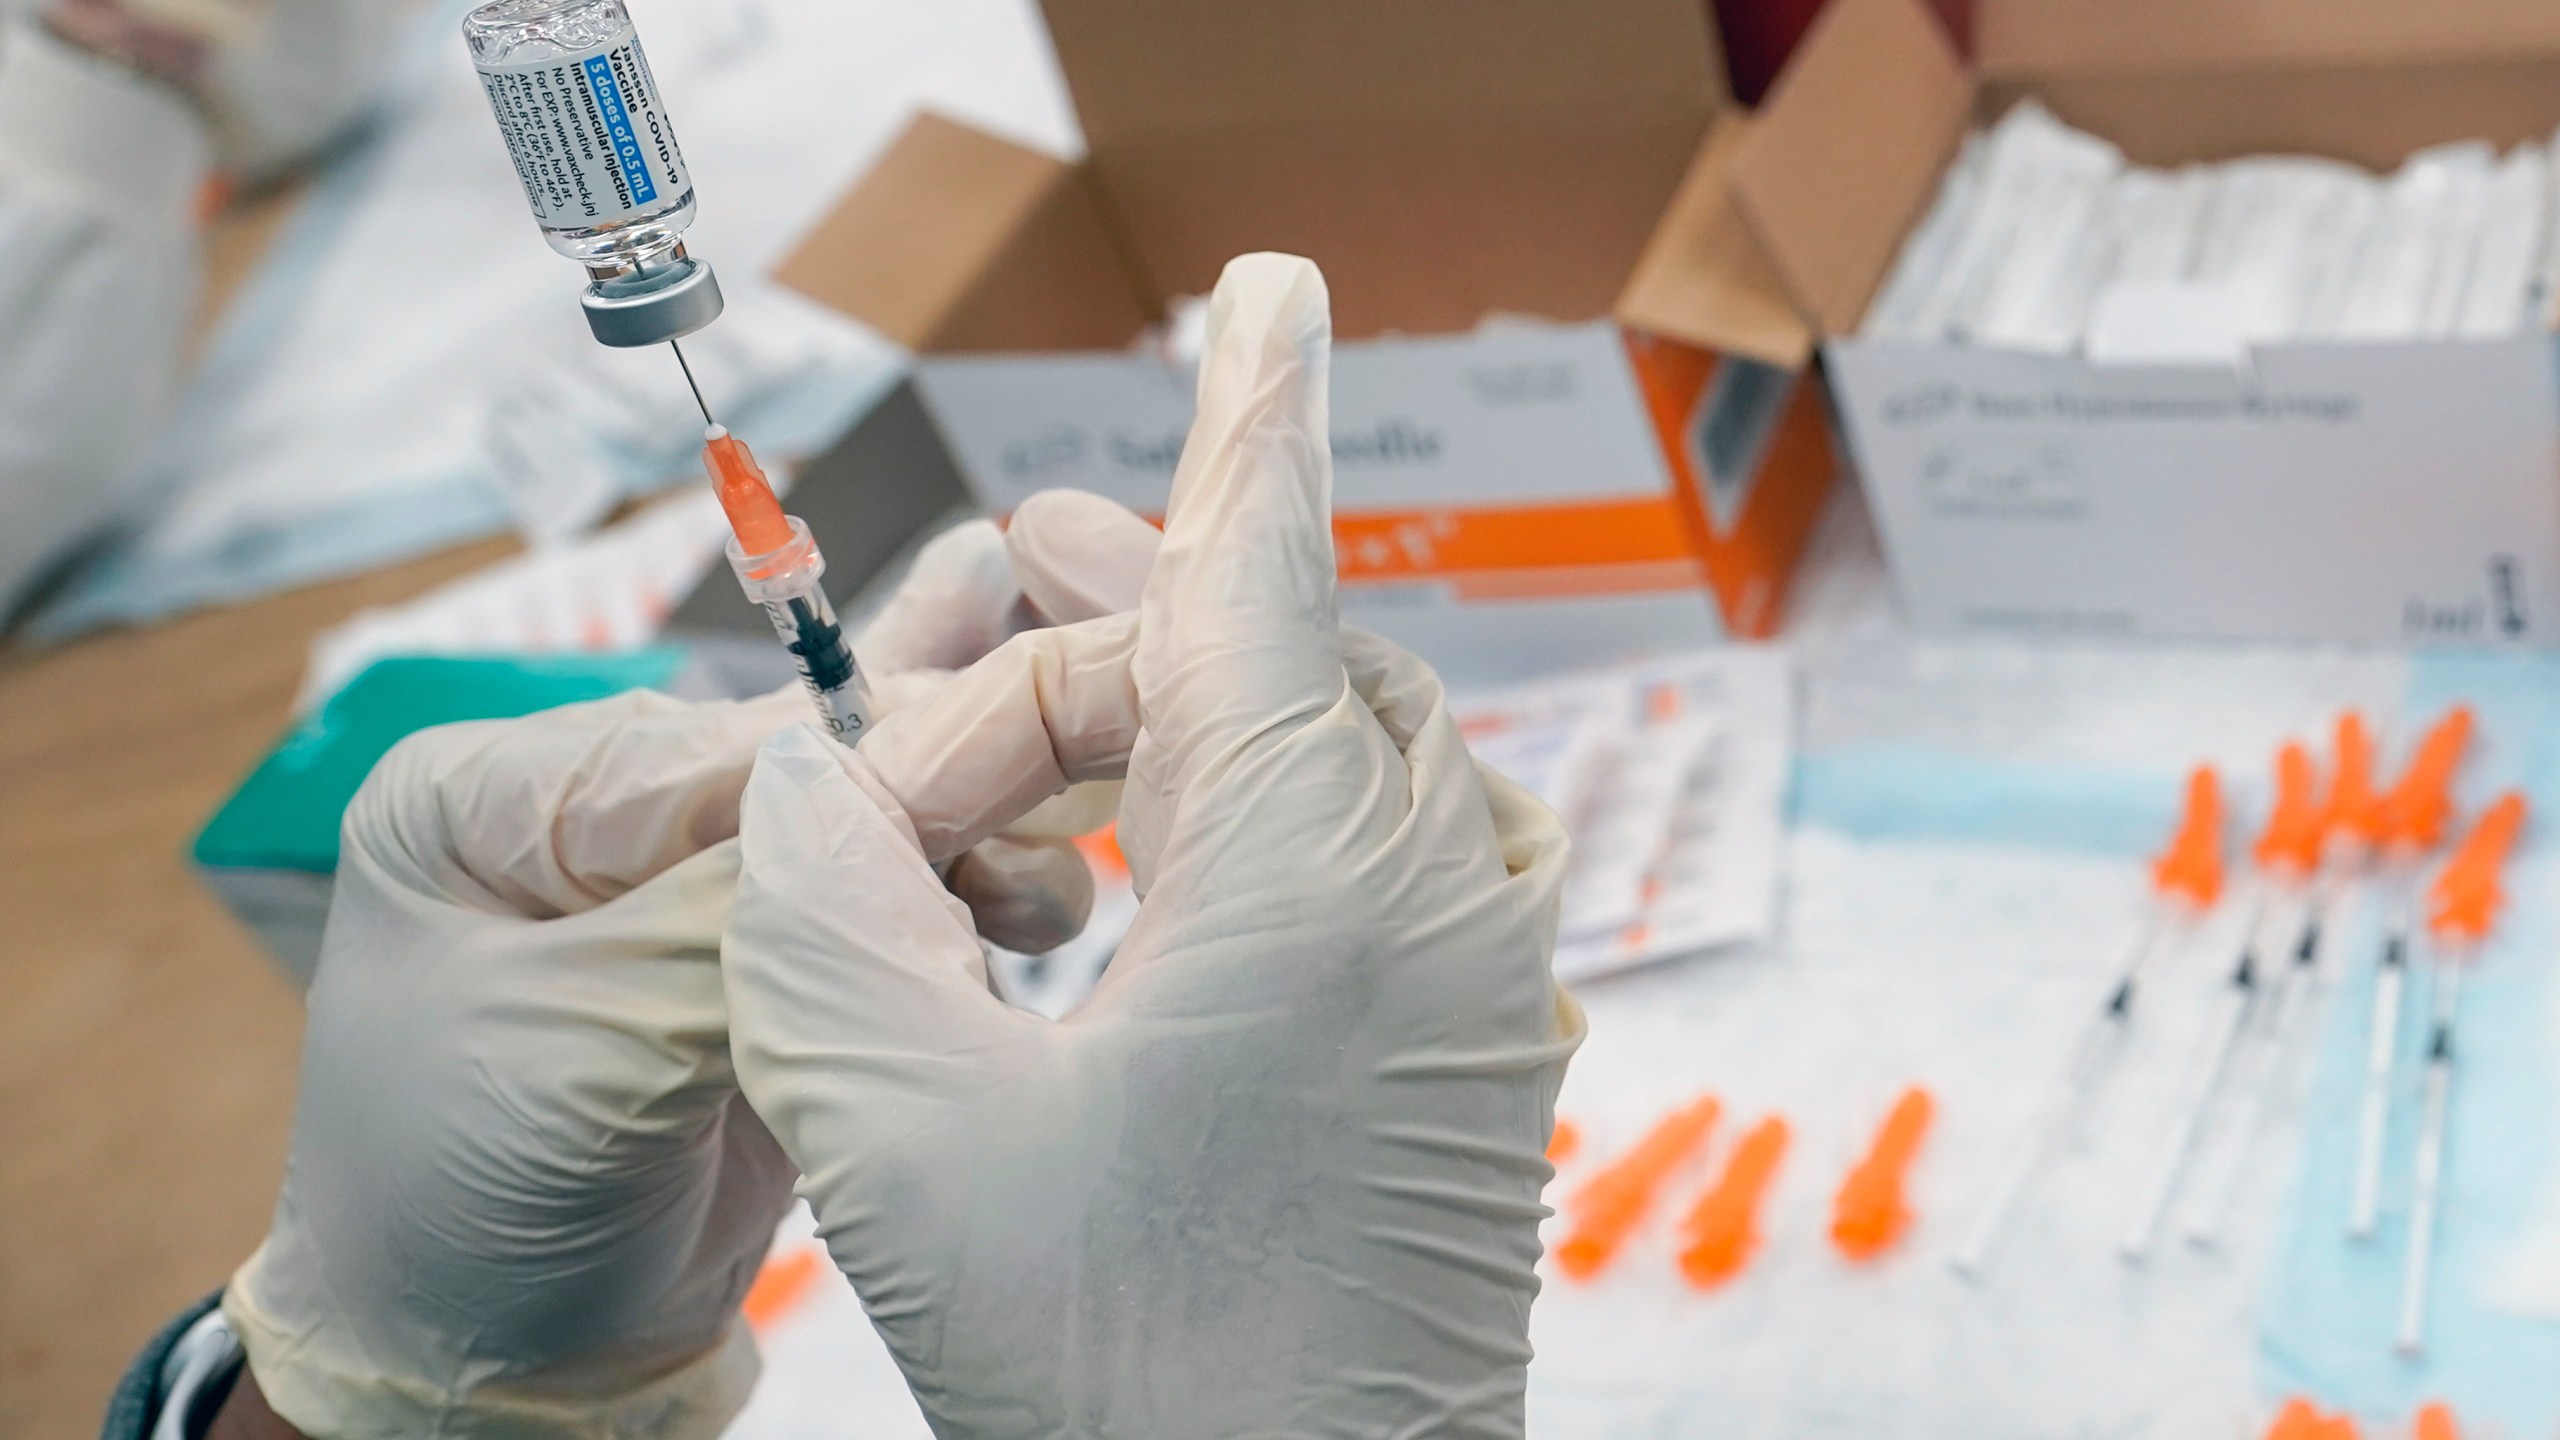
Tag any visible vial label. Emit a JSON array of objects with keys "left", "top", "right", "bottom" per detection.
[{"left": 476, "top": 26, "right": 689, "bottom": 230}]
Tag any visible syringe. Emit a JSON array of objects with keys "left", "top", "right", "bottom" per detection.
[
  {"left": 2348, "top": 705, "right": 2474, "bottom": 1239},
  {"left": 2397, "top": 790, "right": 2526, "bottom": 1358},
  {"left": 460, "top": 0, "right": 871, "bottom": 744},
  {"left": 1952, "top": 764, "right": 2226, "bottom": 1277},
  {"left": 698, "top": 419, "right": 874, "bottom": 746}
]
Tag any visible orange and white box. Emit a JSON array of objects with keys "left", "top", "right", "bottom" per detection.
[{"left": 916, "top": 325, "right": 1826, "bottom": 684}]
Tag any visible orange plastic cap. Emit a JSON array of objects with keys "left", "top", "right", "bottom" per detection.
[
  {"left": 1553, "top": 1095, "right": 1720, "bottom": 1281},
  {"left": 2265, "top": 1398, "right": 2322, "bottom": 1440},
  {"left": 2412, "top": 1402, "right": 2459, "bottom": 1440},
  {"left": 1547, "top": 1118, "right": 1581, "bottom": 1165},
  {"left": 2379, "top": 706, "right": 2476, "bottom": 852},
  {"left": 2153, "top": 765, "right": 2225, "bottom": 908},
  {"left": 2428, "top": 791, "right": 2527, "bottom": 941},
  {"left": 741, "top": 1247, "right": 824, "bottom": 1332},
  {"left": 2254, "top": 740, "right": 2327, "bottom": 876},
  {"left": 703, "top": 427, "right": 794, "bottom": 555},
  {"left": 2326, "top": 712, "right": 2385, "bottom": 845},
  {"left": 1676, "top": 1115, "right": 1791, "bottom": 1289},
  {"left": 1831, "top": 1087, "right": 1934, "bottom": 1262},
  {"left": 2263, "top": 1398, "right": 2360, "bottom": 1440}
]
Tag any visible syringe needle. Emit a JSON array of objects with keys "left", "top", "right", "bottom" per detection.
[
  {"left": 2349, "top": 706, "right": 2475, "bottom": 1239},
  {"left": 2349, "top": 913, "right": 2409, "bottom": 1238},
  {"left": 2397, "top": 791, "right": 2528, "bottom": 1355},
  {"left": 2122, "top": 901, "right": 2264, "bottom": 1262},
  {"left": 1954, "top": 765, "right": 2225, "bottom": 1278},
  {"left": 670, "top": 339, "right": 717, "bottom": 427},
  {"left": 2397, "top": 962, "right": 2460, "bottom": 1355}
]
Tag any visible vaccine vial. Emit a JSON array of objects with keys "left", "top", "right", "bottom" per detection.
[{"left": 464, "top": 0, "right": 695, "bottom": 273}]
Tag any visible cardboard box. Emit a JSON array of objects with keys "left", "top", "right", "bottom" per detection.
[
  {"left": 772, "top": 0, "right": 1838, "bottom": 687},
  {"left": 1730, "top": 0, "right": 2560, "bottom": 646}
]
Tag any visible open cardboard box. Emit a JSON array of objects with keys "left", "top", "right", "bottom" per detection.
[
  {"left": 771, "top": 0, "right": 1838, "bottom": 686},
  {"left": 1733, "top": 0, "right": 2560, "bottom": 645}
]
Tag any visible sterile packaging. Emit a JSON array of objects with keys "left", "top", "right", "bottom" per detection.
[
  {"left": 1963, "top": 103, "right": 2123, "bottom": 352},
  {"left": 2096, "top": 168, "right": 2213, "bottom": 291},
  {"left": 2456, "top": 146, "right": 2552, "bottom": 338},
  {"left": 2189, "top": 158, "right": 2378, "bottom": 342},
  {"left": 765, "top": 0, "right": 1840, "bottom": 686},
  {"left": 1456, "top": 646, "right": 1792, "bottom": 984},
  {"left": 2330, "top": 143, "right": 2496, "bottom": 341},
  {"left": 1861, "top": 135, "right": 1987, "bottom": 343},
  {"left": 1734, "top": 0, "right": 2560, "bottom": 647}
]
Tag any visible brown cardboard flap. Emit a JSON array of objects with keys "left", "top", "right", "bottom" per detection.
[
  {"left": 1993, "top": 59, "right": 2560, "bottom": 172},
  {"left": 1616, "top": 113, "right": 1813, "bottom": 369},
  {"left": 1041, "top": 0, "right": 1730, "bottom": 143},
  {"left": 771, "top": 112, "right": 1153, "bottom": 354},
  {"left": 1981, "top": 0, "right": 2560, "bottom": 79},
  {"left": 1090, "top": 106, "right": 1717, "bottom": 337},
  {"left": 1042, "top": 0, "right": 1729, "bottom": 335},
  {"left": 1731, "top": 0, "right": 1972, "bottom": 337}
]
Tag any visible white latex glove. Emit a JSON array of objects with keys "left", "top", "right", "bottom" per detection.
[
  {"left": 200, "top": 0, "right": 403, "bottom": 180},
  {"left": 724, "top": 253, "right": 1585, "bottom": 1438},
  {"left": 223, "top": 506, "right": 1148, "bottom": 1440},
  {"left": 0, "top": 18, "right": 203, "bottom": 621},
  {"left": 37, "top": 0, "right": 402, "bottom": 180}
]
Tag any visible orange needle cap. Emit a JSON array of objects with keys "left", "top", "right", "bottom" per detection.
[
  {"left": 2255, "top": 740, "right": 2327, "bottom": 876},
  {"left": 2429, "top": 791, "right": 2527, "bottom": 941},
  {"left": 2379, "top": 706, "right": 2476, "bottom": 853},
  {"left": 2326, "top": 712, "right": 2385, "bottom": 846},
  {"left": 1553, "top": 1095, "right": 1720, "bottom": 1281},
  {"left": 1831, "top": 1087, "right": 1934, "bottom": 1261},
  {"left": 704, "top": 425, "right": 793, "bottom": 555},
  {"left": 2154, "top": 765, "right": 2226, "bottom": 909},
  {"left": 1676, "top": 1115, "right": 1791, "bottom": 1289}
]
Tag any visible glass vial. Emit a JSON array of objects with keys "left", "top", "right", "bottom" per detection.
[{"left": 463, "top": 0, "right": 695, "bottom": 271}]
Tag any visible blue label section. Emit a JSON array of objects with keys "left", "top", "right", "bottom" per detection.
[
  {"left": 582, "top": 52, "right": 656, "bottom": 207},
  {"left": 2260, "top": 654, "right": 2560, "bottom": 1434}
]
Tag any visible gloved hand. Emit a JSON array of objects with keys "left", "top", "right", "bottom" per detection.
[
  {"left": 724, "top": 253, "right": 1586, "bottom": 1438},
  {"left": 39, "top": 0, "right": 403, "bottom": 180},
  {"left": 222, "top": 506, "right": 1148, "bottom": 1440},
  {"left": 0, "top": 17, "right": 204, "bottom": 621}
]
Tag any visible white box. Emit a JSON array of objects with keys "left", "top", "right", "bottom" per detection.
[
  {"left": 1829, "top": 336, "right": 2560, "bottom": 644},
  {"left": 1725, "top": 0, "right": 2560, "bottom": 646},
  {"left": 918, "top": 322, "right": 1747, "bottom": 685}
]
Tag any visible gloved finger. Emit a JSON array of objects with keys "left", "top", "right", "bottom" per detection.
[
  {"left": 946, "top": 835, "right": 1095, "bottom": 954},
  {"left": 1339, "top": 627, "right": 1570, "bottom": 898},
  {"left": 1135, "top": 253, "right": 1346, "bottom": 768},
  {"left": 855, "top": 613, "right": 1142, "bottom": 864},
  {"left": 1005, "top": 488, "right": 1160, "bottom": 624},
  {"left": 353, "top": 689, "right": 807, "bottom": 919},
  {"left": 854, "top": 518, "right": 1029, "bottom": 675},
  {"left": 726, "top": 727, "right": 1031, "bottom": 1187}
]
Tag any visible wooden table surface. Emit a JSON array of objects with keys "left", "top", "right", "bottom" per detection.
[{"left": 0, "top": 188, "right": 519, "bottom": 1439}]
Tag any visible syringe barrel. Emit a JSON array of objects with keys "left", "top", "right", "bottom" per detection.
[
  {"left": 727, "top": 518, "right": 875, "bottom": 746},
  {"left": 464, "top": 0, "right": 696, "bottom": 270}
]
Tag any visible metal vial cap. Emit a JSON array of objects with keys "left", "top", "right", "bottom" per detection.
[{"left": 580, "top": 255, "right": 724, "bottom": 346}]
